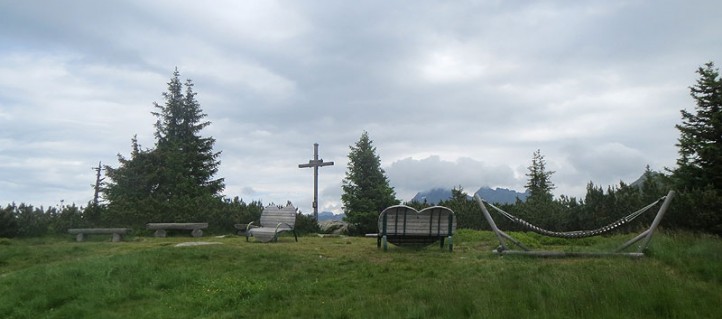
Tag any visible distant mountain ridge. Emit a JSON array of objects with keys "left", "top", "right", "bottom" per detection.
[
  {"left": 630, "top": 171, "right": 664, "bottom": 189},
  {"left": 411, "top": 187, "right": 529, "bottom": 205},
  {"left": 476, "top": 187, "right": 530, "bottom": 204},
  {"left": 318, "top": 211, "right": 345, "bottom": 221}
]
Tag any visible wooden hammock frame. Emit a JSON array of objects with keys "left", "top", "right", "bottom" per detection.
[{"left": 474, "top": 190, "right": 675, "bottom": 257}]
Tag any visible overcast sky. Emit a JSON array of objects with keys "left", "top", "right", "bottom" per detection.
[{"left": 1, "top": 0, "right": 720, "bottom": 214}]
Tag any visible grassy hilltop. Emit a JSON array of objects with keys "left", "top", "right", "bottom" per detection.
[{"left": 1, "top": 231, "right": 720, "bottom": 319}]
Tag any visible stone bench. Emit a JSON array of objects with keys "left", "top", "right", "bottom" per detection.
[
  {"left": 146, "top": 223, "right": 208, "bottom": 237},
  {"left": 68, "top": 228, "right": 130, "bottom": 242},
  {"left": 377, "top": 205, "right": 457, "bottom": 251}
]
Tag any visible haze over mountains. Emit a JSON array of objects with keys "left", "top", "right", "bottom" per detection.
[{"left": 411, "top": 187, "right": 530, "bottom": 205}]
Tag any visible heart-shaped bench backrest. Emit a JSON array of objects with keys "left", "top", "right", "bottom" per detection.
[{"left": 378, "top": 205, "right": 456, "bottom": 236}]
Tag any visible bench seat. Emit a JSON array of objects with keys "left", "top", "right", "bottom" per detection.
[
  {"left": 68, "top": 228, "right": 130, "bottom": 242},
  {"left": 146, "top": 223, "right": 208, "bottom": 237},
  {"left": 233, "top": 224, "right": 248, "bottom": 235}
]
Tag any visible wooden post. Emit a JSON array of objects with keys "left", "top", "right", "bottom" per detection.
[
  {"left": 92, "top": 161, "right": 104, "bottom": 207},
  {"left": 298, "top": 143, "right": 334, "bottom": 222}
]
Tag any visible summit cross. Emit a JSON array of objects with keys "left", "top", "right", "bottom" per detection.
[{"left": 298, "top": 143, "right": 334, "bottom": 222}]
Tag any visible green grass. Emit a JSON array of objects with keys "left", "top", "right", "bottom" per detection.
[{"left": 1, "top": 231, "right": 720, "bottom": 318}]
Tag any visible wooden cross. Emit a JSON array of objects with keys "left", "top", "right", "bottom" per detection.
[{"left": 298, "top": 143, "right": 334, "bottom": 222}]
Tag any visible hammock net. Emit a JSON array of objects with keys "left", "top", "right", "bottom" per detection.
[{"left": 482, "top": 197, "right": 664, "bottom": 239}]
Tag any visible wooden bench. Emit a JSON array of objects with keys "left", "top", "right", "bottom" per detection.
[
  {"left": 68, "top": 228, "right": 130, "bottom": 242},
  {"left": 246, "top": 203, "right": 298, "bottom": 242},
  {"left": 146, "top": 223, "right": 208, "bottom": 237},
  {"left": 377, "top": 205, "right": 457, "bottom": 251},
  {"left": 233, "top": 224, "right": 248, "bottom": 235}
]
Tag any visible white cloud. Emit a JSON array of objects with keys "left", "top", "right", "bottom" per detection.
[{"left": 417, "top": 44, "right": 500, "bottom": 84}]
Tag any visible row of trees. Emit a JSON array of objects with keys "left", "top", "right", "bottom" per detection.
[
  {"left": 0, "top": 198, "right": 270, "bottom": 238},
  {"left": 1, "top": 62, "right": 720, "bottom": 238},
  {"left": 0, "top": 203, "right": 86, "bottom": 238}
]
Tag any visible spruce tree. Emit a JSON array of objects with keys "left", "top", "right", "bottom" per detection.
[
  {"left": 342, "top": 131, "right": 399, "bottom": 234},
  {"left": 104, "top": 69, "right": 224, "bottom": 225},
  {"left": 525, "top": 149, "right": 555, "bottom": 201},
  {"left": 671, "top": 62, "right": 722, "bottom": 235},
  {"left": 151, "top": 69, "right": 224, "bottom": 199},
  {"left": 105, "top": 136, "right": 154, "bottom": 199},
  {"left": 674, "top": 62, "right": 722, "bottom": 191}
]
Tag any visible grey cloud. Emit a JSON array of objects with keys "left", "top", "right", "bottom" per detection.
[
  {"left": 1, "top": 1, "right": 720, "bottom": 213},
  {"left": 559, "top": 142, "right": 649, "bottom": 189}
]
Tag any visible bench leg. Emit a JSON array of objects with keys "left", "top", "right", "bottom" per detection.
[
  {"left": 76, "top": 233, "right": 84, "bottom": 242},
  {"left": 112, "top": 233, "right": 122, "bottom": 242},
  {"left": 191, "top": 229, "right": 203, "bottom": 237},
  {"left": 154, "top": 229, "right": 167, "bottom": 238}
]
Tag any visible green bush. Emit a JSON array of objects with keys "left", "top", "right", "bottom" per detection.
[
  {"left": 294, "top": 213, "right": 320, "bottom": 235},
  {"left": 0, "top": 206, "right": 18, "bottom": 238}
]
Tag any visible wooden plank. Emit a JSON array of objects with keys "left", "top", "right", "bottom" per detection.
[
  {"left": 259, "top": 204, "right": 297, "bottom": 228},
  {"left": 386, "top": 235, "right": 443, "bottom": 246},
  {"left": 248, "top": 228, "right": 278, "bottom": 242},
  {"left": 378, "top": 205, "right": 457, "bottom": 238}
]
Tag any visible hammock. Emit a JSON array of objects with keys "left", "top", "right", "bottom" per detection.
[
  {"left": 474, "top": 190, "right": 675, "bottom": 257},
  {"left": 483, "top": 198, "right": 663, "bottom": 239}
]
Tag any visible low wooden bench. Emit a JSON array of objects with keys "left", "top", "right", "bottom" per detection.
[
  {"left": 233, "top": 224, "right": 247, "bottom": 235},
  {"left": 246, "top": 203, "right": 298, "bottom": 243},
  {"left": 146, "top": 223, "right": 208, "bottom": 238},
  {"left": 68, "top": 228, "right": 130, "bottom": 242},
  {"left": 377, "top": 205, "right": 457, "bottom": 251}
]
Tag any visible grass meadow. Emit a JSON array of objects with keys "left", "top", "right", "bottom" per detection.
[{"left": 0, "top": 230, "right": 720, "bottom": 318}]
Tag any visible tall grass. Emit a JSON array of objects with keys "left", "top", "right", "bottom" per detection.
[{"left": 1, "top": 231, "right": 720, "bottom": 318}]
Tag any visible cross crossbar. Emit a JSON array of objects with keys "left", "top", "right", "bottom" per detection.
[{"left": 298, "top": 143, "right": 334, "bottom": 221}]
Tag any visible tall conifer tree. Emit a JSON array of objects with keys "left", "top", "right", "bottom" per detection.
[
  {"left": 151, "top": 69, "right": 224, "bottom": 198},
  {"left": 675, "top": 62, "right": 722, "bottom": 191},
  {"left": 671, "top": 62, "right": 722, "bottom": 235},
  {"left": 104, "top": 69, "right": 224, "bottom": 225},
  {"left": 525, "top": 149, "right": 555, "bottom": 201},
  {"left": 342, "top": 131, "right": 398, "bottom": 234}
]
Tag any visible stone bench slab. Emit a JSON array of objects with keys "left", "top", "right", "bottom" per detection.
[
  {"left": 68, "top": 228, "right": 130, "bottom": 242},
  {"left": 147, "top": 223, "right": 208, "bottom": 238},
  {"left": 68, "top": 228, "right": 130, "bottom": 234}
]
